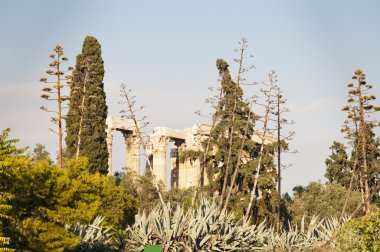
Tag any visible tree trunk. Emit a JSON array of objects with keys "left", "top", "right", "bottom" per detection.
[
  {"left": 245, "top": 76, "right": 274, "bottom": 220},
  {"left": 75, "top": 60, "right": 89, "bottom": 161},
  {"left": 57, "top": 59, "right": 63, "bottom": 168},
  {"left": 276, "top": 94, "right": 281, "bottom": 229},
  {"left": 358, "top": 81, "right": 370, "bottom": 215},
  {"left": 223, "top": 104, "right": 252, "bottom": 212}
]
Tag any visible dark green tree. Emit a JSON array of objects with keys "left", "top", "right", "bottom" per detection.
[
  {"left": 30, "top": 143, "right": 51, "bottom": 162},
  {"left": 289, "top": 182, "right": 362, "bottom": 225},
  {"left": 205, "top": 58, "right": 278, "bottom": 222},
  {"left": 66, "top": 36, "right": 109, "bottom": 174},
  {"left": 206, "top": 58, "right": 255, "bottom": 202},
  {"left": 325, "top": 141, "right": 352, "bottom": 188},
  {"left": 341, "top": 69, "right": 380, "bottom": 215},
  {"left": 246, "top": 71, "right": 279, "bottom": 222},
  {"left": 99, "top": 176, "right": 139, "bottom": 229},
  {"left": 351, "top": 125, "right": 380, "bottom": 204}
]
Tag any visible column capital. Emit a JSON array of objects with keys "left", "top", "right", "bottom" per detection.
[{"left": 150, "top": 135, "right": 169, "bottom": 153}]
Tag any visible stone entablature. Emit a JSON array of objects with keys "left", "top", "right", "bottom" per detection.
[{"left": 106, "top": 117, "right": 274, "bottom": 189}]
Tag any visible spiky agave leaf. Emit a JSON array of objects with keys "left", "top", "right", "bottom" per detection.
[
  {"left": 66, "top": 215, "right": 115, "bottom": 251},
  {"left": 125, "top": 197, "right": 270, "bottom": 251}
]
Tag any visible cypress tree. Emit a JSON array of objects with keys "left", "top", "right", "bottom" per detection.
[
  {"left": 203, "top": 57, "right": 278, "bottom": 222},
  {"left": 341, "top": 69, "right": 380, "bottom": 215},
  {"left": 325, "top": 141, "right": 352, "bottom": 188},
  {"left": 206, "top": 59, "right": 263, "bottom": 219},
  {"left": 208, "top": 59, "right": 256, "bottom": 195},
  {"left": 66, "top": 36, "right": 109, "bottom": 174}
]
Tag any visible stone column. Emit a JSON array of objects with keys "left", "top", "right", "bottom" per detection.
[
  {"left": 203, "top": 165, "right": 209, "bottom": 186},
  {"left": 170, "top": 147, "right": 179, "bottom": 188},
  {"left": 124, "top": 133, "right": 140, "bottom": 176},
  {"left": 179, "top": 159, "right": 193, "bottom": 189},
  {"left": 152, "top": 136, "right": 168, "bottom": 189},
  {"left": 191, "top": 159, "right": 201, "bottom": 187},
  {"left": 106, "top": 128, "right": 114, "bottom": 176}
]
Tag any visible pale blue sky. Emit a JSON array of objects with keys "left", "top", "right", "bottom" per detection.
[{"left": 1, "top": 1, "right": 379, "bottom": 193}]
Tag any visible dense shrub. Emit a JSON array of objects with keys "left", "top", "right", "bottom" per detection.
[{"left": 336, "top": 209, "right": 380, "bottom": 251}]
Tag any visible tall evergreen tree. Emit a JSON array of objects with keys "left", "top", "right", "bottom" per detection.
[
  {"left": 66, "top": 36, "right": 109, "bottom": 174},
  {"left": 204, "top": 58, "right": 278, "bottom": 222},
  {"left": 351, "top": 125, "right": 380, "bottom": 204},
  {"left": 341, "top": 69, "right": 380, "bottom": 214},
  {"left": 325, "top": 141, "right": 352, "bottom": 188},
  {"left": 206, "top": 58, "right": 256, "bottom": 200}
]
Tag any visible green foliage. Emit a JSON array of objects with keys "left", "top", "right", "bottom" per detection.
[
  {"left": 66, "top": 36, "right": 109, "bottom": 174},
  {"left": 0, "top": 128, "right": 27, "bottom": 159},
  {"left": 0, "top": 128, "right": 25, "bottom": 252},
  {"left": 207, "top": 58, "right": 255, "bottom": 193},
  {"left": 118, "top": 169, "right": 162, "bottom": 213},
  {"left": 326, "top": 126, "right": 380, "bottom": 204},
  {"left": 178, "top": 149, "right": 201, "bottom": 164},
  {"left": 249, "top": 143, "right": 279, "bottom": 224},
  {"left": 30, "top": 143, "right": 51, "bottom": 163},
  {"left": 21, "top": 217, "right": 80, "bottom": 251},
  {"left": 279, "top": 192, "right": 292, "bottom": 227},
  {"left": 164, "top": 187, "right": 195, "bottom": 213},
  {"left": 359, "top": 125, "right": 380, "bottom": 203},
  {"left": 337, "top": 209, "right": 380, "bottom": 251},
  {"left": 99, "top": 176, "right": 139, "bottom": 230},
  {"left": 204, "top": 59, "right": 278, "bottom": 224},
  {"left": 325, "top": 141, "right": 352, "bottom": 188},
  {"left": 7, "top": 158, "right": 104, "bottom": 250},
  {"left": 0, "top": 131, "right": 139, "bottom": 250},
  {"left": 289, "top": 182, "right": 362, "bottom": 225}
]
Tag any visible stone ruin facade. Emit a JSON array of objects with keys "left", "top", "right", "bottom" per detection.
[{"left": 106, "top": 117, "right": 274, "bottom": 190}]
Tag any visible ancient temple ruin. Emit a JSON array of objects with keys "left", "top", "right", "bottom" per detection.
[{"left": 106, "top": 117, "right": 274, "bottom": 190}]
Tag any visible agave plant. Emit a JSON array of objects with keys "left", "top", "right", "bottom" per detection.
[
  {"left": 266, "top": 216, "right": 321, "bottom": 252},
  {"left": 68, "top": 215, "right": 115, "bottom": 251},
  {"left": 125, "top": 197, "right": 269, "bottom": 251},
  {"left": 265, "top": 215, "right": 350, "bottom": 252},
  {"left": 315, "top": 215, "right": 351, "bottom": 250},
  {"left": 125, "top": 199, "right": 350, "bottom": 251}
]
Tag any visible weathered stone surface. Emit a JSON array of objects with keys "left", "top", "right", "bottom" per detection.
[
  {"left": 106, "top": 117, "right": 275, "bottom": 189},
  {"left": 124, "top": 133, "right": 140, "bottom": 176},
  {"left": 106, "top": 117, "right": 137, "bottom": 176}
]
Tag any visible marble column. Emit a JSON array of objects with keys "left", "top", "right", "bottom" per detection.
[
  {"left": 179, "top": 159, "right": 192, "bottom": 189},
  {"left": 192, "top": 159, "right": 201, "bottom": 187},
  {"left": 177, "top": 150, "right": 201, "bottom": 188},
  {"left": 124, "top": 133, "right": 140, "bottom": 176},
  {"left": 106, "top": 128, "right": 114, "bottom": 176},
  {"left": 203, "top": 165, "right": 209, "bottom": 186},
  {"left": 152, "top": 136, "right": 168, "bottom": 189}
]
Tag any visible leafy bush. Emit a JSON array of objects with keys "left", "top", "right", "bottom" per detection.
[
  {"left": 336, "top": 209, "right": 380, "bottom": 251},
  {"left": 289, "top": 182, "right": 361, "bottom": 225}
]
